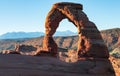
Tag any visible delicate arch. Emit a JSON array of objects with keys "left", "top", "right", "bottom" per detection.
[{"left": 42, "top": 2, "right": 109, "bottom": 58}]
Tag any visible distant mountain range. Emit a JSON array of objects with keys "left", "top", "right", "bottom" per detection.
[
  {"left": 0, "top": 32, "right": 44, "bottom": 39},
  {"left": 0, "top": 30, "right": 77, "bottom": 39}
]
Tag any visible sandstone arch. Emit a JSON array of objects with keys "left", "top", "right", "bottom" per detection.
[{"left": 43, "top": 2, "right": 109, "bottom": 58}]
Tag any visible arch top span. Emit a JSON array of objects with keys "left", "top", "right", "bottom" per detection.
[
  {"left": 45, "top": 2, "right": 88, "bottom": 36},
  {"left": 54, "top": 2, "right": 83, "bottom": 10},
  {"left": 42, "top": 2, "right": 109, "bottom": 58}
]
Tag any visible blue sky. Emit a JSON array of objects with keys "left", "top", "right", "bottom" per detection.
[{"left": 0, "top": 0, "right": 120, "bottom": 35}]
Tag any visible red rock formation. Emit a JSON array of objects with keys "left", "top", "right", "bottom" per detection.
[
  {"left": 43, "top": 2, "right": 109, "bottom": 58},
  {"left": 77, "top": 21, "right": 109, "bottom": 58},
  {"left": 43, "top": 36, "right": 57, "bottom": 56},
  {"left": 15, "top": 44, "right": 37, "bottom": 53},
  {"left": 2, "top": 50, "right": 20, "bottom": 54}
]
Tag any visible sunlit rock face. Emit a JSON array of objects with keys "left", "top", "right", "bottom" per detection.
[{"left": 43, "top": 2, "right": 109, "bottom": 58}]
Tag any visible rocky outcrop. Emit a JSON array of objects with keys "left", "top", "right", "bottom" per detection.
[
  {"left": 2, "top": 50, "right": 20, "bottom": 54},
  {"left": 101, "top": 28, "right": 120, "bottom": 51},
  {"left": 110, "top": 47, "right": 120, "bottom": 58},
  {"left": 15, "top": 44, "right": 37, "bottom": 52},
  {"left": 43, "top": 2, "right": 109, "bottom": 58},
  {"left": 0, "top": 54, "right": 116, "bottom": 76},
  {"left": 1, "top": 44, "right": 36, "bottom": 55},
  {"left": 109, "top": 56, "right": 120, "bottom": 76}
]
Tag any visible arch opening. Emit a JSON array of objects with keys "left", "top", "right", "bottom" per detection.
[{"left": 54, "top": 19, "right": 77, "bottom": 36}]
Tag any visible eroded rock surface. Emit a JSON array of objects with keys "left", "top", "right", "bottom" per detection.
[
  {"left": 43, "top": 2, "right": 109, "bottom": 58},
  {"left": 0, "top": 54, "right": 116, "bottom": 76}
]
